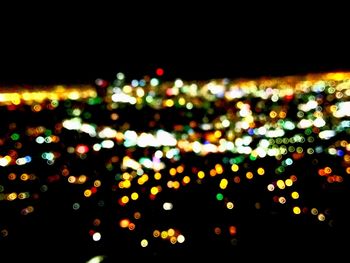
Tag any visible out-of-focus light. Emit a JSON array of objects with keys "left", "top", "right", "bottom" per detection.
[
  {"left": 177, "top": 234, "right": 185, "bottom": 243},
  {"left": 293, "top": 206, "right": 301, "bottom": 215},
  {"left": 163, "top": 202, "right": 173, "bottom": 210},
  {"left": 86, "top": 255, "right": 105, "bottom": 263},
  {"left": 92, "top": 232, "right": 101, "bottom": 241},
  {"left": 141, "top": 239, "right": 148, "bottom": 247}
]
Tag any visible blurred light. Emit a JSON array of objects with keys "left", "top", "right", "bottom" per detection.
[{"left": 92, "top": 232, "right": 101, "bottom": 241}]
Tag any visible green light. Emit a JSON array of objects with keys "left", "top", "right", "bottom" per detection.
[
  {"left": 216, "top": 193, "right": 224, "bottom": 201},
  {"left": 11, "top": 133, "right": 20, "bottom": 141}
]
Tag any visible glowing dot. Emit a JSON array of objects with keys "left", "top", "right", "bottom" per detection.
[
  {"left": 219, "top": 178, "right": 228, "bottom": 189},
  {"left": 246, "top": 172, "right": 253, "bottom": 180},
  {"left": 128, "top": 223, "right": 135, "bottom": 231},
  {"left": 131, "top": 192, "right": 139, "bottom": 200},
  {"left": 226, "top": 202, "right": 234, "bottom": 209},
  {"left": 163, "top": 202, "right": 173, "bottom": 211},
  {"left": 154, "top": 172, "right": 162, "bottom": 180},
  {"left": 229, "top": 226, "right": 237, "bottom": 236},
  {"left": 156, "top": 68, "right": 164, "bottom": 76},
  {"left": 291, "top": 192, "right": 299, "bottom": 199},
  {"left": 177, "top": 234, "right": 185, "bottom": 243},
  {"left": 257, "top": 167, "right": 265, "bottom": 175},
  {"left": 121, "top": 195, "right": 129, "bottom": 204},
  {"left": 141, "top": 239, "right": 148, "bottom": 247},
  {"left": 267, "top": 184, "right": 275, "bottom": 191},
  {"left": 161, "top": 231, "right": 168, "bottom": 239},
  {"left": 278, "top": 197, "right": 286, "bottom": 204},
  {"left": 285, "top": 179, "right": 293, "bottom": 187},
  {"left": 311, "top": 208, "right": 319, "bottom": 215},
  {"left": 151, "top": 187, "right": 159, "bottom": 195},
  {"left": 84, "top": 189, "right": 92, "bottom": 197},
  {"left": 277, "top": 180, "right": 285, "bottom": 189},
  {"left": 293, "top": 206, "right": 301, "bottom": 215},
  {"left": 170, "top": 236, "right": 177, "bottom": 244},
  {"left": 214, "top": 227, "right": 222, "bottom": 235},
  {"left": 116, "top": 72, "right": 125, "bottom": 80},
  {"left": 231, "top": 164, "right": 239, "bottom": 172},
  {"left": 120, "top": 219, "right": 130, "bottom": 228},
  {"left": 94, "top": 180, "right": 101, "bottom": 187},
  {"left": 153, "top": 230, "right": 160, "bottom": 237},
  {"left": 92, "top": 232, "right": 101, "bottom": 241},
  {"left": 7, "top": 193, "right": 17, "bottom": 201},
  {"left": 318, "top": 213, "right": 326, "bottom": 221},
  {"left": 73, "top": 203, "right": 80, "bottom": 210},
  {"left": 183, "top": 176, "right": 191, "bottom": 184},
  {"left": 168, "top": 228, "right": 175, "bottom": 237},
  {"left": 169, "top": 168, "right": 177, "bottom": 176},
  {"left": 197, "top": 171, "right": 205, "bottom": 179},
  {"left": 134, "top": 212, "right": 141, "bottom": 219},
  {"left": 216, "top": 193, "right": 224, "bottom": 201}
]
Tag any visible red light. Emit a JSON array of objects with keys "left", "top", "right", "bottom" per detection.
[{"left": 156, "top": 68, "right": 164, "bottom": 76}]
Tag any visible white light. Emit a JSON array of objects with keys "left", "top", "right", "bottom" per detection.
[
  {"left": 93, "top": 143, "right": 101, "bottom": 151},
  {"left": 177, "top": 235, "right": 185, "bottom": 243},
  {"left": 313, "top": 117, "right": 326, "bottom": 128},
  {"left": 62, "top": 118, "right": 82, "bottom": 130},
  {"left": 36, "top": 136, "right": 45, "bottom": 144},
  {"left": 116, "top": 72, "right": 125, "bottom": 80},
  {"left": 86, "top": 255, "right": 105, "bottom": 263},
  {"left": 319, "top": 130, "right": 336, "bottom": 140},
  {"left": 155, "top": 150, "right": 163, "bottom": 159},
  {"left": 150, "top": 78, "right": 159, "bottom": 86},
  {"left": 92, "top": 232, "right": 101, "bottom": 241},
  {"left": 81, "top": 124, "right": 97, "bottom": 137},
  {"left": 98, "top": 127, "right": 117, "bottom": 138},
  {"left": 141, "top": 239, "right": 148, "bottom": 247},
  {"left": 163, "top": 202, "right": 173, "bottom": 210},
  {"left": 174, "top": 79, "right": 184, "bottom": 88},
  {"left": 222, "top": 119, "right": 230, "bottom": 127},
  {"left": 101, "top": 140, "right": 114, "bottom": 148}
]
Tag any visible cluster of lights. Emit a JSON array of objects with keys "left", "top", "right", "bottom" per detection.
[{"left": 0, "top": 71, "right": 350, "bottom": 256}]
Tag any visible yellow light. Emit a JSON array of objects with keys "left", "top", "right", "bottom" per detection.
[
  {"left": 20, "top": 173, "right": 29, "bottom": 181},
  {"left": 215, "top": 164, "right": 223, "bottom": 174},
  {"left": 214, "top": 130, "right": 222, "bottom": 138},
  {"left": 78, "top": 175, "right": 87, "bottom": 183},
  {"left": 122, "top": 172, "right": 131, "bottom": 180},
  {"left": 165, "top": 99, "right": 174, "bottom": 107},
  {"left": 94, "top": 180, "right": 101, "bottom": 187},
  {"left": 169, "top": 168, "right": 177, "bottom": 176},
  {"left": 141, "top": 239, "right": 148, "bottom": 247},
  {"left": 121, "top": 195, "right": 129, "bottom": 204},
  {"left": 219, "top": 178, "right": 228, "bottom": 189},
  {"left": 226, "top": 201, "right": 234, "bottom": 209},
  {"left": 123, "top": 180, "right": 131, "bottom": 188},
  {"left": 7, "top": 192, "right": 17, "bottom": 201},
  {"left": 257, "top": 167, "right": 265, "bottom": 175},
  {"left": 178, "top": 97, "right": 186, "bottom": 105},
  {"left": 276, "top": 180, "right": 285, "bottom": 189},
  {"left": 84, "top": 189, "right": 92, "bottom": 197},
  {"left": 318, "top": 213, "right": 325, "bottom": 221},
  {"left": 285, "top": 179, "right": 293, "bottom": 187},
  {"left": 183, "top": 176, "right": 191, "bottom": 184},
  {"left": 154, "top": 172, "right": 162, "bottom": 180},
  {"left": 168, "top": 228, "right": 175, "bottom": 237},
  {"left": 246, "top": 172, "right": 253, "bottom": 180},
  {"left": 68, "top": 176, "right": 76, "bottom": 183},
  {"left": 231, "top": 164, "right": 239, "bottom": 172},
  {"left": 197, "top": 171, "right": 205, "bottom": 179},
  {"left": 173, "top": 181, "right": 180, "bottom": 189},
  {"left": 131, "top": 192, "right": 139, "bottom": 200},
  {"left": 161, "top": 231, "right": 168, "bottom": 239},
  {"left": 293, "top": 206, "right": 301, "bottom": 215},
  {"left": 291, "top": 191, "right": 299, "bottom": 199},
  {"left": 311, "top": 208, "right": 318, "bottom": 215},
  {"left": 269, "top": 111, "right": 277, "bottom": 118},
  {"left": 151, "top": 186, "right": 159, "bottom": 195}
]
